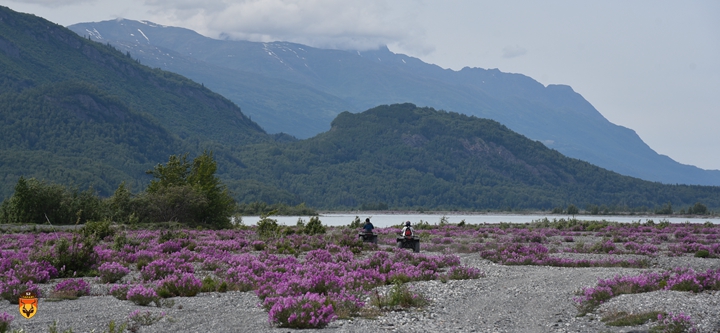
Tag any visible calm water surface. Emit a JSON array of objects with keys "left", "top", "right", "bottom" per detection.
[{"left": 239, "top": 213, "right": 720, "bottom": 228}]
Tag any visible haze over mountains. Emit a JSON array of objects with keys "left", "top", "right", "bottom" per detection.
[{"left": 67, "top": 19, "right": 720, "bottom": 187}]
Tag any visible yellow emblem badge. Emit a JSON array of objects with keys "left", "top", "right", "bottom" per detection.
[{"left": 19, "top": 290, "right": 38, "bottom": 319}]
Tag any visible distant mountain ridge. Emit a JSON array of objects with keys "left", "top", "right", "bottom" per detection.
[
  {"left": 3, "top": 5, "right": 720, "bottom": 211},
  {"left": 68, "top": 19, "right": 720, "bottom": 186},
  {"left": 230, "top": 103, "right": 720, "bottom": 210}
]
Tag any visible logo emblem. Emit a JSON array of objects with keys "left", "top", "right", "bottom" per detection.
[{"left": 19, "top": 290, "right": 38, "bottom": 319}]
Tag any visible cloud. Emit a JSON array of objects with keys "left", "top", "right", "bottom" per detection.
[
  {"left": 141, "top": 0, "right": 429, "bottom": 51},
  {"left": 6, "top": 0, "right": 95, "bottom": 8},
  {"left": 501, "top": 45, "right": 527, "bottom": 59}
]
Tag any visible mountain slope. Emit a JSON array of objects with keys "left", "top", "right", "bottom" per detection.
[
  {"left": 0, "top": 6, "right": 269, "bottom": 198},
  {"left": 67, "top": 19, "right": 720, "bottom": 186},
  {"left": 230, "top": 104, "right": 720, "bottom": 210},
  {"left": 0, "top": 82, "right": 181, "bottom": 195}
]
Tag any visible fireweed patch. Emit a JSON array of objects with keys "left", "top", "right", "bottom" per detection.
[
  {"left": 98, "top": 262, "right": 130, "bottom": 283},
  {"left": 0, "top": 312, "right": 14, "bottom": 333},
  {"left": 52, "top": 278, "right": 91, "bottom": 299},
  {"left": 652, "top": 312, "right": 697, "bottom": 333},
  {"left": 2, "top": 222, "right": 718, "bottom": 329},
  {"left": 126, "top": 284, "right": 160, "bottom": 306},
  {"left": 0, "top": 274, "right": 40, "bottom": 304},
  {"left": 477, "top": 242, "right": 647, "bottom": 268},
  {"left": 575, "top": 267, "right": 720, "bottom": 314}
]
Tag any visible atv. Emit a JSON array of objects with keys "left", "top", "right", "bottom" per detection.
[
  {"left": 396, "top": 235, "right": 420, "bottom": 253},
  {"left": 358, "top": 231, "right": 378, "bottom": 244}
]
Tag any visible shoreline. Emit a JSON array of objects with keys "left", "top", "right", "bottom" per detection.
[{"left": 318, "top": 210, "right": 719, "bottom": 219}]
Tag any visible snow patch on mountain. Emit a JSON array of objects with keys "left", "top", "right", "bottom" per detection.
[{"left": 137, "top": 29, "right": 150, "bottom": 43}]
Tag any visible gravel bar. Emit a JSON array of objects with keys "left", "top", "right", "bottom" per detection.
[{"left": 2, "top": 253, "right": 719, "bottom": 333}]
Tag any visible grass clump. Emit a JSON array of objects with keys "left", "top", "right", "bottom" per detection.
[
  {"left": 370, "top": 281, "right": 429, "bottom": 310},
  {"left": 601, "top": 311, "right": 664, "bottom": 327},
  {"left": 101, "top": 320, "right": 128, "bottom": 333},
  {"left": 47, "top": 320, "right": 73, "bottom": 333}
]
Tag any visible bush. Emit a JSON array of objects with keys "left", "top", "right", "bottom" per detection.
[
  {"left": 567, "top": 204, "right": 579, "bottom": 216},
  {"left": 200, "top": 276, "right": 227, "bottom": 293},
  {"left": 156, "top": 273, "right": 202, "bottom": 297},
  {"left": 145, "top": 152, "right": 236, "bottom": 229},
  {"left": 126, "top": 284, "right": 159, "bottom": 306},
  {"left": 651, "top": 312, "right": 695, "bottom": 333},
  {"left": 371, "top": 281, "right": 428, "bottom": 310},
  {"left": 35, "top": 235, "right": 98, "bottom": 277},
  {"left": 0, "top": 277, "right": 40, "bottom": 304},
  {"left": 252, "top": 240, "right": 266, "bottom": 251},
  {"left": 81, "top": 220, "right": 115, "bottom": 240},
  {"left": 53, "top": 279, "right": 91, "bottom": 299},
  {"left": 348, "top": 216, "right": 362, "bottom": 229},
  {"left": 257, "top": 213, "right": 279, "bottom": 239},
  {"left": 694, "top": 249, "right": 710, "bottom": 258},
  {"left": 265, "top": 293, "right": 335, "bottom": 329},
  {"left": 304, "top": 216, "right": 326, "bottom": 235},
  {"left": 12, "top": 261, "right": 58, "bottom": 283},
  {"left": 140, "top": 259, "right": 193, "bottom": 281},
  {"left": 446, "top": 266, "right": 484, "bottom": 280},
  {"left": 98, "top": 262, "right": 130, "bottom": 283},
  {"left": 0, "top": 312, "right": 13, "bottom": 333},
  {"left": 110, "top": 284, "right": 130, "bottom": 300}
]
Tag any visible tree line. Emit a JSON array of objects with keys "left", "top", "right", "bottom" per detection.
[{"left": 0, "top": 152, "right": 236, "bottom": 228}]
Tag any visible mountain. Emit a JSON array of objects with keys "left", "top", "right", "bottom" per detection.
[
  {"left": 67, "top": 19, "right": 720, "bottom": 186},
  {"left": 0, "top": 6, "right": 268, "bottom": 198},
  {"left": 3, "top": 6, "right": 719, "bottom": 212},
  {"left": 229, "top": 103, "right": 720, "bottom": 210}
]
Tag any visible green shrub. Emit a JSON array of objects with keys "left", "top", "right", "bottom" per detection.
[
  {"left": 304, "top": 216, "right": 326, "bottom": 235},
  {"left": 81, "top": 220, "right": 114, "bottom": 240},
  {"left": 695, "top": 249, "right": 710, "bottom": 258},
  {"left": 371, "top": 281, "right": 428, "bottom": 310},
  {"left": 257, "top": 213, "right": 279, "bottom": 239},
  {"left": 200, "top": 276, "right": 221, "bottom": 292},
  {"left": 136, "top": 257, "right": 151, "bottom": 271},
  {"left": 348, "top": 216, "right": 362, "bottom": 229},
  {"left": 32, "top": 235, "right": 97, "bottom": 277}
]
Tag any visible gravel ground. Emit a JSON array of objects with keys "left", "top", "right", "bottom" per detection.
[{"left": 2, "top": 253, "right": 719, "bottom": 333}]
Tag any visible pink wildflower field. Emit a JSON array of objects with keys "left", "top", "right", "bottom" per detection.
[{"left": 0, "top": 218, "right": 719, "bottom": 331}]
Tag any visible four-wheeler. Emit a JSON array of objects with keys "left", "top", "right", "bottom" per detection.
[
  {"left": 358, "top": 231, "right": 378, "bottom": 244},
  {"left": 396, "top": 234, "right": 420, "bottom": 253}
]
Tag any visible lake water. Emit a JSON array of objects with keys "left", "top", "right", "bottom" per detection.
[{"left": 238, "top": 213, "right": 720, "bottom": 228}]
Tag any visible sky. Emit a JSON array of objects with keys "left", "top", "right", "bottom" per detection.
[{"left": 3, "top": 0, "right": 719, "bottom": 170}]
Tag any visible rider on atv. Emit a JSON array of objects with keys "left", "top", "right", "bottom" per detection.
[
  {"left": 400, "top": 221, "right": 414, "bottom": 238},
  {"left": 363, "top": 218, "right": 374, "bottom": 233}
]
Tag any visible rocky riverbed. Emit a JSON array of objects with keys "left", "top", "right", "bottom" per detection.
[{"left": 2, "top": 252, "right": 719, "bottom": 333}]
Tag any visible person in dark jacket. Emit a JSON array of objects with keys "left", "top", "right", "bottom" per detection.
[{"left": 363, "top": 218, "right": 374, "bottom": 233}]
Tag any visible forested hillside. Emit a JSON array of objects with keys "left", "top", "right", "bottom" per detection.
[
  {"left": 0, "top": 6, "right": 268, "bottom": 198},
  {"left": 228, "top": 104, "right": 720, "bottom": 210}
]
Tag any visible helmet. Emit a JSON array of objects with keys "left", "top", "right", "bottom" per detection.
[{"left": 405, "top": 221, "right": 411, "bottom": 226}]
